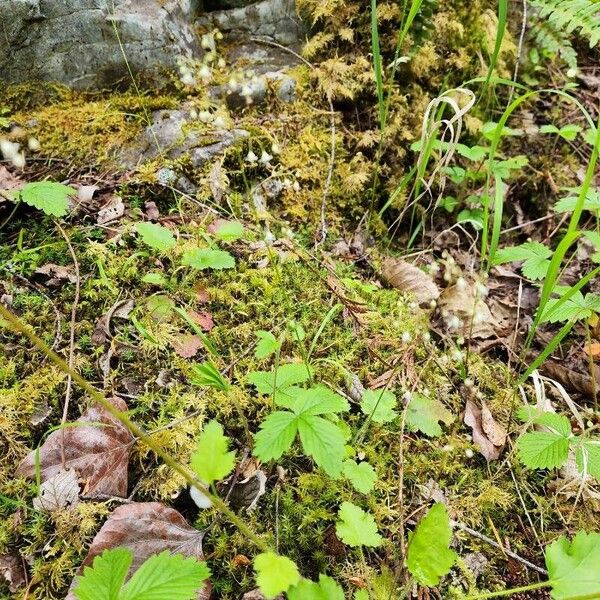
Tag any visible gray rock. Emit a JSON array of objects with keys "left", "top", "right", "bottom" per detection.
[{"left": 0, "top": 0, "right": 201, "bottom": 89}]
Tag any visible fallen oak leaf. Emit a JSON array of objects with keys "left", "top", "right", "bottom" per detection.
[
  {"left": 65, "top": 502, "right": 211, "bottom": 600},
  {"left": 16, "top": 397, "right": 133, "bottom": 498},
  {"left": 380, "top": 258, "right": 440, "bottom": 305}
]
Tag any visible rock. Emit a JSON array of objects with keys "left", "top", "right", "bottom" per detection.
[{"left": 0, "top": 0, "right": 201, "bottom": 89}]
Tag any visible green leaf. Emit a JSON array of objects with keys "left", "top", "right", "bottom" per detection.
[
  {"left": 254, "top": 552, "right": 300, "bottom": 599},
  {"left": 141, "top": 273, "right": 167, "bottom": 286},
  {"left": 120, "top": 551, "right": 210, "bottom": 600},
  {"left": 457, "top": 207, "right": 484, "bottom": 230},
  {"left": 297, "top": 414, "right": 346, "bottom": 477},
  {"left": 212, "top": 220, "right": 244, "bottom": 242},
  {"left": 17, "top": 181, "right": 76, "bottom": 217},
  {"left": 455, "top": 144, "right": 489, "bottom": 161},
  {"left": 360, "top": 390, "right": 398, "bottom": 424},
  {"left": 482, "top": 122, "right": 523, "bottom": 140},
  {"left": 247, "top": 363, "right": 311, "bottom": 407},
  {"left": 546, "top": 532, "right": 600, "bottom": 599},
  {"left": 254, "top": 411, "right": 299, "bottom": 462},
  {"left": 74, "top": 548, "right": 132, "bottom": 600},
  {"left": 493, "top": 241, "right": 551, "bottom": 280},
  {"left": 576, "top": 439, "right": 600, "bottom": 482},
  {"left": 354, "top": 591, "right": 369, "bottom": 600},
  {"left": 517, "top": 429, "right": 570, "bottom": 470},
  {"left": 554, "top": 188, "right": 600, "bottom": 214},
  {"left": 405, "top": 394, "right": 454, "bottom": 437},
  {"left": 343, "top": 460, "right": 377, "bottom": 494},
  {"left": 540, "top": 124, "right": 560, "bottom": 135},
  {"left": 189, "top": 361, "right": 230, "bottom": 391},
  {"left": 254, "top": 330, "right": 280, "bottom": 360},
  {"left": 335, "top": 501, "right": 382, "bottom": 548},
  {"left": 541, "top": 291, "right": 600, "bottom": 324},
  {"left": 190, "top": 420, "right": 235, "bottom": 485},
  {"left": 290, "top": 386, "right": 349, "bottom": 416},
  {"left": 558, "top": 124, "right": 582, "bottom": 141},
  {"left": 182, "top": 248, "right": 235, "bottom": 270},
  {"left": 135, "top": 222, "right": 176, "bottom": 251},
  {"left": 406, "top": 503, "right": 456, "bottom": 587},
  {"left": 288, "top": 575, "right": 345, "bottom": 600}
]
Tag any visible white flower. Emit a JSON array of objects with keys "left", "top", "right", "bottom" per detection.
[
  {"left": 271, "top": 143, "right": 280, "bottom": 155},
  {"left": 28, "top": 137, "right": 41, "bottom": 151},
  {"left": 212, "top": 116, "right": 227, "bottom": 129},
  {"left": 12, "top": 152, "right": 26, "bottom": 169},
  {"left": 465, "top": 449, "right": 474, "bottom": 459},
  {"left": 199, "top": 64, "right": 212, "bottom": 83},
  {"left": 0, "top": 139, "right": 20, "bottom": 161},
  {"left": 190, "top": 484, "right": 212, "bottom": 509},
  {"left": 198, "top": 110, "right": 213, "bottom": 124},
  {"left": 180, "top": 72, "right": 196, "bottom": 87},
  {"left": 401, "top": 331, "right": 412, "bottom": 343},
  {"left": 201, "top": 33, "right": 216, "bottom": 52},
  {"left": 259, "top": 150, "right": 272, "bottom": 165},
  {"left": 245, "top": 150, "right": 258, "bottom": 164},
  {"left": 456, "top": 277, "right": 467, "bottom": 291},
  {"left": 447, "top": 315, "right": 461, "bottom": 330}
]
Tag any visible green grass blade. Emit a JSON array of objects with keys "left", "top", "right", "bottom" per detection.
[
  {"left": 485, "top": 0, "right": 508, "bottom": 87},
  {"left": 371, "top": 0, "right": 385, "bottom": 131}
]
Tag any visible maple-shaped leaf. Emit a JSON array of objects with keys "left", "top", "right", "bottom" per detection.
[
  {"left": 16, "top": 181, "right": 76, "bottom": 217},
  {"left": 343, "top": 460, "right": 377, "bottom": 494},
  {"left": 247, "top": 363, "right": 312, "bottom": 407},
  {"left": 335, "top": 501, "right": 382, "bottom": 548},
  {"left": 66, "top": 502, "right": 210, "bottom": 600},
  {"left": 253, "top": 552, "right": 300, "bottom": 599},
  {"left": 541, "top": 291, "right": 600, "bottom": 324},
  {"left": 545, "top": 532, "right": 600, "bottom": 599},
  {"left": 287, "top": 575, "right": 345, "bottom": 599},
  {"left": 406, "top": 394, "right": 454, "bottom": 437},
  {"left": 517, "top": 412, "right": 572, "bottom": 470},
  {"left": 190, "top": 420, "right": 236, "bottom": 486},
  {"left": 16, "top": 397, "right": 133, "bottom": 498},
  {"left": 135, "top": 222, "right": 176, "bottom": 251},
  {"left": 360, "top": 389, "right": 398, "bottom": 424},
  {"left": 182, "top": 248, "right": 235, "bottom": 270},
  {"left": 493, "top": 241, "right": 551, "bottom": 280},
  {"left": 407, "top": 503, "right": 456, "bottom": 587}
]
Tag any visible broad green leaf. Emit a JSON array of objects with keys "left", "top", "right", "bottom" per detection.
[
  {"left": 253, "top": 411, "right": 298, "bottom": 461},
  {"left": 360, "top": 390, "right": 397, "bottom": 424},
  {"left": 406, "top": 503, "right": 456, "bottom": 587},
  {"left": 541, "top": 291, "right": 600, "bottom": 324},
  {"left": 343, "top": 460, "right": 377, "bottom": 494},
  {"left": 557, "top": 124, "right": 582, "bottom": 141},
  {"left": 491, "top": 155, "right": 528, "bottom": 178},
  {"left": 534, "top": 412, "right": 572, "bottom": 437},
  {"left": 540, "top": 124, "right": 560, "bottom": 135},
  {"left": 554, "top": 188, "right": 600, "bottom": 214},
  {"left": 141, "top": 273, "right": 167, "bottom": 286},
  {"left": 576, "top": 440, "right": 600, "bottom": 482},
  {"left": 212, "top": 220, "right": 244, "bottom": 242},
  {"left": 546, "top": 532, "right": 600, "bottom": 599},
  {"left": 455, "top": 144, "right": 489, "bottom": 161},
  {"left": 297, "top": 414, "right": 346, "bottom": 477},
  {"left": 120, "top": 551, "right": 210, "bottom": 600},
  {"left": 74, "top": 548, "right": 131, "bottom": 600},
  {"left": 247, "top": 363, "right": 311, "bottom": 407},
  {"left": 288, "top": 575, "right": 344, "bottom": 600},
  {"left": 517, "top": 432, "right": 570, "bottom": 470},
  {"left": 190, "top": 420, "right": 235, "bottom": 485},
  {"left": 17, "top": 181, "right": 76, "bottom": 217},
  {"left": 254, "top": 330, "right": 280, "bottom": 359},
  {"left": 493, "top": 241, "right": 551, "bottom": 280},
  {"left": 354, "top": 591, "right": 369, "bottom": 600},
  {"left": 182, "top": 248, "right": 235, "bottom": 270},
  {"left": 290, "top": 386, "right": 349, "bottom": 416},
  {"left": 457, "top": 207, "right": 484, "bottom": 230},
  {"left": 405, "top": 394, "right": 454, "bottom": 437},
  {"left": 254, "top": 552, "right": 300, "bottom": 599},
  {"left": 135, "top": 222, "right": 176, "bottom": 251},
  {"left": 335, "top": 501, "right": 382, "bottom": 548},
  {"left": 583, "top": 231, "right": 600, "bottom": 263}
]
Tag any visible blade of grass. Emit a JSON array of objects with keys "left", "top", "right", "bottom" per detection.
[
  {"left": 484, "top": 0, "right": 509, "bottom": 87},
  {"left": 371, "top": 0, "right": 385, "bottom": 131}
]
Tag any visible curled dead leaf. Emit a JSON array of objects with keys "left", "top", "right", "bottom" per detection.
[
  {"left": 380, "top": 258, "right": 439, "bottom": 304},
  {"left": 463, "top": 398, "right": 506, "bottom": 461},
  {"left": 0, "top": 552, "right": 26, "bottom": 593}
]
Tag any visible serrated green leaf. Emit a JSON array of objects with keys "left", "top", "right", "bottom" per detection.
[
  {"left": 540, "top": 124, "right": 560, "bottom": 135},
  {"left": 288, "top": 575, "right": 345, "bottom": 600},
  {"left": 517, "top": 432, "right": 570, "bottom": 470},
  {"left": 247, "top": 363, "right": 311, "bottom": 407},
  {"left": 343, "top": 460, "right": 377, "bottom": 493},
  {"left": 254, "top": 330, "right": 280, "bottom": 359},
  {"left": 405, "top": 394, "right": 454, "bottom": 437},
  {"left": 190, "top": 420, "right": 235, "bottom": 485},
  {"left": 576, "top": 439, "right": 600, "bottom": 482},
  {"left": 254, "top": 552, "right": 300, "bottom": 599},
  {"left": 290, "top": 386, "right": 349, "bottom": 416},
  {"left": 534, "top": 412, "right": 572, "bottom": 437},
  {"left": 253, "top": 411, "right": 298, "bottom": 462},
  {"left": 557, "top": 124, "right": 582, "bottom": 141},
  {"left": 335, "top": 501, "right": 382, "bottom": 548},
  {"left": 18, "top": 181, "right": 76, "bottom": 217},
  {"left": 297, "top": 414, "right": 346, "bottom": 477},
  {"left": 120, "top": 551, "right": 210, "bottom": 600},
  {"left": 541, "top": 291, "right": 600, "bottom": 324},
  {"left": 407, "top": 503, "right": 456, "bottom": 587},
  {"left": 554, "top": 188, "right": 600, "bottom": 214},
  {"left": 493, "top": 241, "right": 551, "bottom": 280},
  {"left": 455, "top": 144, "right": 489, "bottom": 161},
  {"left": 212, "top": 220, "right": 244, "bottom": 242},
  {"left": 74, "top": 547, "right": 131, "bottom": 600},
  {"left": 546, "top": 532, "right": 600, "bottom": 599},
  {"left": 141, "top": 273, "right": 167, "bottom": 286},
  {"left": 135, "top": 222, "right": 176, "bottom": 251},
  {"left": 360, "top": 389, "right": 397, "bottom": 424},
  {"left": 182, "top": 248, "right": 235, "bottom": 270},
  {"left": 354, "top": 590, "right": 369, "bottom": 600},
  {"left": 482, "top": 122, "right": 523, "bottom": 140}
]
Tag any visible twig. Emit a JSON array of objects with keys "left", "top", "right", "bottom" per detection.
[{"left": 55, "top": 221, "right": 81, "bottom": 470}]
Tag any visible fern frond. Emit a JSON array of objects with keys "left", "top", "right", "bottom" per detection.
[
  {"left": 529, "top": 17, "right": 579, "bottom": 70},
  {"left": 529, "top": 0, "right": 600, "bottom": 47}
]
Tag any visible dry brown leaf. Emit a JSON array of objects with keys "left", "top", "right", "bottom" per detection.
[
  {"left": 0, "top": 552, "right": 26, "bottom": 593},
  {"left": 97, "top": 195, "right": 125, "bottom": 225},
  {"left": 189, "top": 309, "right": 214, "bottom": 332},
  {"left": 17, "top": 397, "right": 133, "bottom": 498},
  {"left": 0, "top": 166, "right": 23, "bottom": 192},
  {"left": 463, "top": 398, "right": 505, "bottom": 461},
  {"left": 480, "top": 402, "right": 507, "bottom": 447},
  {"left": 439, "top": 282, "right": 497, "bottom": 339},
  {"left": 172, "top": 334, "right": 203, "bottom": 358},
  {"left": 144, "top": 200, "right": 160, "bottom": 221},
  {"left": 542, "top": 361, "right": 600, "bottom": 399},
  {"left": 77, "top": 184, "right": 99, "bottom": 206},
  {"left": 587, "top": 342, "right": 600, "bottom": 359},
  {"left": 33, "top": 468, "right": 80, "bottom": 513},
  {"left": 34, "top": 263, "right": 77, "bottom": 285},
  {"left": 380, "top": 258, "right": 439, "bottom": 304},
  {"left": 65, "top": 502, "right": 210, "bottom": 600}
]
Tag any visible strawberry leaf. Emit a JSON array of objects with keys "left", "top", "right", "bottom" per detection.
[
  {"left": 254, "top": 552, "right": 300, "bottom": 599},
  {"left": 335, "top": 501, "right": 382, "bottom": 548},
  {"left": 190, "top": 420, "right": 235, "bottom": 485},
  {"left": 135, "top": 222, "right": 176, "bottom": 251},
  {"left": 17, "top": 181, "right": 76, "bottom": 217}
]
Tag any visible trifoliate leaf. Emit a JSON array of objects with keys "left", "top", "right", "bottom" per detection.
[
  {"left": 120, "top": 551, "right": 210, "bottom": 600},
  {"left": 406, "top": 503, "right": 456, "bottom": 587},
  {"left": 212, "top": 220, "right": 244, "bottom": 242},
  {"left": 541, "top": 123, "right": 582, "bottom": 141},
  {"left": 482, "top": 122, "right": 523, "bottom": 139},
  {"left": 455, "top": 144, "right": 489, "bottom": 161},
  {"left": 135, "top": 222, "right": 176, "bottom": 251},
  {"left": 254, "top": 330, "right": 280, "bottom": 359},
  {"left": 74, "top": 547, "right": 131, "bottom": 600},
  {"left": 335, "top": 501, "right": 382, "bottom": 548},
  {"left": 343, "top": 460, "right": 377, "bottom": 494},
  {"left": 533, "top": 412, "right": 572, "bottom": 436},
  {"left": 290, "top": 386, "right": 349, "bottom": 415},
  {"left": 541, "top": 291, "right": 600, "bottom": 324},
  {"left": 288, "top": 575, "right": 345, "bottom": 600},
  {"left": 360, "top": 390, "right": 398, "bottom": 424},
  {"left": 254, "top": 552, "right": 300, "bottom": 599},
  {"left": 17, "top": 181, "right": 76, "bottom": 217},
  {"left": 190, "top": 420, "right": 235, "bottom": 485},
  {"left": 405, "top": 394, "right": 454, "bottom": 437},
  {"left": 575, "top": 440, "right": 600, "bottom": 482},
  {"left": 546, "top": 532, "right": 600, "bottom": 599},
  {"left": 182, "top": 248, "right": 235, "bottom": 270},
  {"left": 254, "top": 411, "right": 299, "bottom": 462},
  {"left": 493, "top": 241, "right": 551, "bottom": 280},
  {"left": 247, "top": 363, "right": 311, "bottom": 407},
  {"left": 297, "top": 414, "right": 346, "bottom": 477}
]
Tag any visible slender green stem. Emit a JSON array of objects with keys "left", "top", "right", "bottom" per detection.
[{"left": 466, "top": 580, "right": 550, "bottom": 599}]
